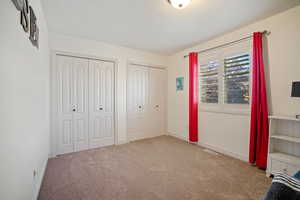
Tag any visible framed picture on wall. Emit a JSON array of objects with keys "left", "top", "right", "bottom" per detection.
[{"left": 176, "top": 77, "right": 184, "bottom": 91}]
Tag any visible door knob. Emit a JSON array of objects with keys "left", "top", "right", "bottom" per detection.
[
  {"left": 155, "top": 105, "right": 159, "bottom": 108},
  {"left": 99, "top": 108, "right": 103, "bottom": 110},
  {"left": 72, "top": 108, "right": 76, "bottom": 112}
]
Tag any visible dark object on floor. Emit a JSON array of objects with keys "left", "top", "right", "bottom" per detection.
[{"left": 263, "top": 173, "right": 300, "bottom": 200}]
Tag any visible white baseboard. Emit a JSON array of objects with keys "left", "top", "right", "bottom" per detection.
[
  {"left": 117, "top": 139, "right": 128, "bottom": 145},
  {"left": 168, "top": 132, "right": 188, "bottom": 142},
  {"left": 168, "top": 132, "right": 248, "bottom": 162},
  {"left": 198, "top": 141, "right": 248, "bottom": 162},
  {"left": 117, "top": 132, "right": 170, "bottom": 145},
  {"left": 127, "top": 133, "right": 167, "bottom": 143},
  {"left": 34, "top": 158, "right": 48, "bottom": 200}
]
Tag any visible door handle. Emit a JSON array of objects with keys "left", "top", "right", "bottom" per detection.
[
  {"left": 72, "top": 108, "right": 76, "bottom": 112},
  {"left": 138, "top": 106, "right": 142, "bottom": 109},
  {"left": 99, "top": 107, "right": 103, "bottom": 111},
  {"left": 155, "top": 105, "right": 159, "bottom": 108}
]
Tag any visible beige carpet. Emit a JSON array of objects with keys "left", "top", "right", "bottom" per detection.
[{"left": 39, "top": 136, "right": 271, "bottom": 200}]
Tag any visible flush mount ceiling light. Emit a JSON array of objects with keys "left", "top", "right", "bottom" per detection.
[{"left": 167, "top": 0, "right": 191, "bottom": 9}]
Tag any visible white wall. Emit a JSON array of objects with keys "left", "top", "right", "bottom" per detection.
[
  {"left": 0, "top": 1, "right": 50, "bottom": 200},
  {"left": 167, "top": 6, "right": 300, "bottom": 161},
  {"left": 49, "top": 33, "right": 168, "bottom": 154}
]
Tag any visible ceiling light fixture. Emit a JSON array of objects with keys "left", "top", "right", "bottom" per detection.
[{"left": 167, "top": 0, "right": 191, "bottom": 9}]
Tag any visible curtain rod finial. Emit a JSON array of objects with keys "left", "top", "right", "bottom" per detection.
[{"left": 262, "top": 30, "right": 271, "bottom": 35}]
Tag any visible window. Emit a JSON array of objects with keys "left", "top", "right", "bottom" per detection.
[
  {"left": 199, "top": 60, "right": 219, "bottom": 103},
  {"left": 224, "top": 53, "right": 250, "bottom": 104},
  {"left": 199, "top": 47, "right": 251, "bottom": 108}
]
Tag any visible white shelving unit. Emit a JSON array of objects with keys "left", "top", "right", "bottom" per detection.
[
  {"left": 270, "top": 135, "right": 300, "bottom": 143},
  {"left": 267, "top": 116, "right": 300, "bottom": 176}
]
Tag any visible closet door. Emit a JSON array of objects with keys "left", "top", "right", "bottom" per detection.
[
  {"left": 56, "top": 55, "right": 74, "bottom": 154},
  {"left": 56, "top": 55, "right": 89, "bottom": 154},
  {"left": 72, "top": 57, "right": 89, "bottom": 152},
  {"left": 127, "top": 65, "right": 149, "bottom": 141},
  {"left": 149, "top": 68, "right": 166, "bottom": 136},
  {"left": 89, "top": 60, "right": 115, "bottom": 148}
]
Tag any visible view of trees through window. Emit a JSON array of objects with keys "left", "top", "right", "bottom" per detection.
[
  {"left": 199, "top": 61, "right": 219, "bottom": 103},
  {"left": 224, "top": 53, "right": 250, "bottom": 104},
  {"left": 199, "top": 52, "right": 250, "bottom": 105}
]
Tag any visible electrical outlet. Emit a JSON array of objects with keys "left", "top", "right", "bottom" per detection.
[{"left": 33, "top": 170, "right": 37, "bottom": 178}]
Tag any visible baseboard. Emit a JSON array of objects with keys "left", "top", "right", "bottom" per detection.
[
  {"left": 168, "top": 132, "right": 248, "bottom": 162},
  {"left": 127, "top": 134, "right": 167, "bottom": 143},
  {"left": 198, "top": 141, "right": 248, "bottom": 162},
  {"left": 34, "top": 158, "right": 48, "bottom": 200},
  {"left": 167, "top": 132, "right": 188, "bottom": 142},
  {"left": 117, "top": 139, "right": 128, "bottom": 145}
]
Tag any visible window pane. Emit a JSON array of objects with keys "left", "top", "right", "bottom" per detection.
[
  {"left": 224, "top": 53, "right": 250, "bottom": 104},
  {"left": 199, "top": 61, "right": 219, "bottom": 103}
]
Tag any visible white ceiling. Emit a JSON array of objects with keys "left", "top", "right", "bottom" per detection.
[{"left": 41, "top": 0, "right": 300, "bottom": 55}]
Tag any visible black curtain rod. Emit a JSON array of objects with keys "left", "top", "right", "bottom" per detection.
[{"left": 183, "top": 30, "right": 269, "bottom": 58}]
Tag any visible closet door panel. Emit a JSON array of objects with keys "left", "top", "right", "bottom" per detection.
[
  {"left": 104, "top": 116, "right": 114, "bottom": 137},
  {"left": 127, "top": 65, "right": 149, "bottom": 141},
  {"left": 156, "top": 69, "right": 166, "bottom": 135},
  {"left": 127, "top": 68, "right": 139, "bottom": 114},
  {"left": 105, "top": 67, "right": 114, "bottom": 113},
  {"left": 72, "top": 57, "right": 89, "bottom": 152},
  {"left": 149, "top": 68, "right": 166, "bottom": 136},
  {"left": 89, "top": 60, "right": 115, "bottom": 148},
  {"left": 57, "top": 56, "right": 73, "bottom": 113},
  {"left": 61, "top": 119, "right": 72, "bottom": 146},
  {"left": 56, "top": 55, "right": 74, "bottom": 154},
  {"left": 58, "top": 118, "right": 73, "bottom": 154}
]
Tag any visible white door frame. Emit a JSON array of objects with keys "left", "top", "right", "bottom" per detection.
[
  {"left": 50, "top": 50, "right": 119, "bottom": 157},
  {"left": 126, "top": 60, "right": 167, "bottom": 142}
]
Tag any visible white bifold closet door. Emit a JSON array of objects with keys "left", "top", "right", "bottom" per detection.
[
  {"left": 127, "top": 64, "right": 166, "bottom": 141},
  {"left": 56, "top": 55, "right": 89, "bottom": 154},
  {"left": 148, "top": 68, "right": 166, "bottom": 136},
  {"left": 89, "top": 60, "right": 115, "bottom": 149},
  {"left": 54, "top": 55, "right": 115, "bottom": 155},
  {"left": 127, "top": 65, "right": 149, "bottom": 141}
]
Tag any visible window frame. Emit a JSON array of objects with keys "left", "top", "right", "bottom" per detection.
[{"left": 198, "top": 41, "right": 253, "bottom": 115}]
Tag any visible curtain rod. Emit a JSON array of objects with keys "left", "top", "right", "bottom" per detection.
[{"left": 183, "top": 30, "right": 269, "bottom": 58}]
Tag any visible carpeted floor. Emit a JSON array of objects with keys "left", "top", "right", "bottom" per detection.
[{"left": 39, "top": 136, "right": 271, "bottom": 200}]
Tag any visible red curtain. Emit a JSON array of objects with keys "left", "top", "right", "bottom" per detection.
[
  {"left": 249, "top": 32, "right": 269, "bottom": 169},
  {"left": 189, "top": 53, "right": 198, "bottom": 143}
]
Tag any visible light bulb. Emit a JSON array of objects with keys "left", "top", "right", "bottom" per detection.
[{"left": 168, "top": 0, "right": 191, "bottom": 9}]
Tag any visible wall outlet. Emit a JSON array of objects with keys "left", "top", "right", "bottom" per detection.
[{"left": 33, "top": 170, "right": 38, "bottom": 178}]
